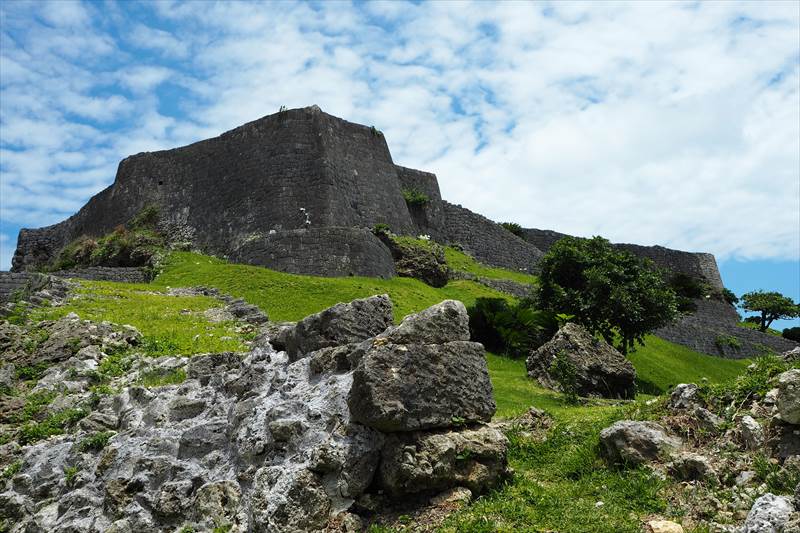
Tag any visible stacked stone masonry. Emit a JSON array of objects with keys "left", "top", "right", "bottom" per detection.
[{"left": 48, "top": 267, "right": 154, "bottom": 284}]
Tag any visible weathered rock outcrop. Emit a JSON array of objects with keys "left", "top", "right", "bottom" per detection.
[
  {"left": 526, "top": 323, "right": 637, "bottom": 399},
  {"left": 599, "top": 420, "right": 682, "bottom": 465},
  {"left": 0, "top": 296, "right": 507, "bottom": 532},
  {"left": 776, "top": 369, "right": 800, "bottom": 425}
]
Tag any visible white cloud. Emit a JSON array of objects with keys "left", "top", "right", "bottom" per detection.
[{"left": 1, "top": 0, "right": 798, "bottom": 273}]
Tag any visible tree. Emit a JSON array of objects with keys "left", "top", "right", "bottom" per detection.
[
  {"left": 536, "top": 236, "right": 678, "bottom": 355},
  {"left": 740, "top": 291, "right": 799, "bottom": 332}
]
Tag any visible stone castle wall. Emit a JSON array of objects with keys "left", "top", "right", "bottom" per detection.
[
  {"left": 49, "top": 267, "right": 153, "bottom": 284},
  {"left": 0, "top": 272, "right": 49, "bottom": 303},
  {"left": 520, "top": 228, "right": 724, "bottom": 290},
  {"left": 655, "top": 298, "right": 797, "bottom": 359},
  {"left": 439, "top": 202, "right": 542, "bottom": 273},
  {"left": 229, "top": 227, "right": 396, "bottom": 278}
]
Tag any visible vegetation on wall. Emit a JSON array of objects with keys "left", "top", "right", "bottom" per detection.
[
  {"left": 400, "top": 187, "right": 430, "bottom": 206},
  {"left": 500, "top": 221, "right": 524, "bottom": 237}
]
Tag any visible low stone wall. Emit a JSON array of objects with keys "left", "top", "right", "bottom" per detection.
[
  {"left": 0, "top": 272, "right": 51, "bottom": 303},
  {"left": 449, "top": 270, "right": 534, "bottom": 299},
  {"left": 230, "top": 227, "right": 397, "bottom": 278},
  {"left": 49, "top": 267, "right": 154, "bottom": 284},
  {"left": 440, "top": 202, "right": 543, "bottom": 273},
  {"left": 655, "top": 299, "right": 798, "bottom": 359}
]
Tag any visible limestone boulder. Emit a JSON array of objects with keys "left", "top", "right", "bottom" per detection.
[
  {"left": 776, "top": 369, "right": 800, "bottom": 425},
  {"left": 526, "top": 323, "right": 636, "bottom": 399},
  {"left": 379, "top": 299, "right": 470, "bottom": 345},
  {"left": 646, "top": 521, "right": 684, "bottom": 533},
  {"left": 285, "top": 294, "right": 393, "bottom": 360},
  {"left": 667, "top": 383, "right": 702, "bottom": 410},
  {"left": 378, "top": 424, "right": 508, "bottom": 496},
  {"left": 742, "top": 493, "right": 795, "bottom": 533},
  {"left": 667, "top": 452, "right": 715, "bottom": 481},
  {"left": 348, "top": 340, "right": 495, "bottom": 432},
  {"left": 739, "top": 415, "right": 764, "bottom": 450},
  {"left": 600, "top": 420, "right": 682, "bottom": 465},
  {"left": 379, "top": 234, "right": 450, "bottom": 288}
]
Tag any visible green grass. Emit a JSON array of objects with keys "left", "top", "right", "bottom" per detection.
[
  {"left": 443, "top": 246, "right": 539, "bottom": 285},
  {"left": 628, "top": 335, "right": 750, "bottom": 395},
  {"left": 737, "top": 321, "right": 782, "bottom": 336},
  {"left": 137, "top": 368, "right": 187, "bottom": 388},
  {"left": 30, "top": 279, "right": 253, "bottom": 356},
  {"left": 156, "top": 252, "right": 513, "bottom": 322}
]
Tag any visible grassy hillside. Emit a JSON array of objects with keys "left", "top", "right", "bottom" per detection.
[{"left": 156, "top": 252, "right": 515, "bottom": 322}]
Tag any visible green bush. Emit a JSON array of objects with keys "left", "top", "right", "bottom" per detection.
[
  {"left": 372, "top": 223, "right": 391, "bottom": 236},
  {"left": 468, "top": 298, "right": 557, "bottom": 358},
  {"left": 130, "top": 204, "right": 159, "bottom": 229},
  {"left": 549, "top": 351, "right": 579, "bottom": 404},
  {"left": 714, "top": 334, "right": 741, "bottom": 351},
  {"left": 78, "top": 431, "right": 115, "bottom": 452},
  {"left": 500, "top": 222, "right": 524, "bottom": 237},
  {"left": 401, "top": 188, "right": 430, "bottom": 206},
  {"left": 722, "top": 288, "right": 739, "bottom": 306},
  {"left": 18, "top": 407, "right": 87, "bottom": 445},
  {"left": 782, "top": 326, "right": 800, "bottom": 342},
  {"left": 701, "top": 355, "right": 795, "bottom": 410}
]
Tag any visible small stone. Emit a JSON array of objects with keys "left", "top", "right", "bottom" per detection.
[
  {"left": 430, "top": 486, "right": 472, "bottom": 507},
  {"left": 668, "top": 453, "right": 715, "bottom": 481},
  {"left": 776, "top": 369, "right": 800, "bottom": 425},
  {"left": 646, "top": 520, "right": 684, "bottom": 533},
  {"left": 736, "top": 471, "right": 757, "bottom": 487},
  {"left": 739, "top": 415, "right": 764, "bottom": 450},
  {"left": 742, "top": 493, "right": 794, "bottom": 532},
  {"left": 667, "top": 384, "right": 701, "bottom": 410}
]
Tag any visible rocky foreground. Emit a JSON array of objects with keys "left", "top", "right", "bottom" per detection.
[{"left": 0, "top": 297, "right": 508, "bottom": 532}]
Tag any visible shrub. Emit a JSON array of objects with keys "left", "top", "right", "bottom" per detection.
[
  {"left": 722, "top": 288, "right": 739, "bottom": 306},
  {"left": 78, "top": 431, "right": 115, "bottom": 452},
  {"left": 701, "top": 355, "right": 795, "bottom": 410},
  {"left": 537, "top": 236, "right": 678, "bottom": 354},
  {"left": 782, "top": 327, "right": 800, "bottom": 342},
  {"left": 372, "top": 223, "right": 391, "bottom": 236},
  {"left": 714, "top": 334, "right": 741, "bottom": 351},
  {"left": 401, "top": 188, "right": 430, "bottom": 206},
  {"left": 64, "top": 465, "right": 79, "bottom": 487},
  {"left": 549, "top": 350, "right": 579, "bottom": 404},
  {"left": 468, "top": 298, "right": 557, "bottom": 358},
  {"left": 130, "top": 204, "right": 159, "bottom": 229},
  {"left": 18, "top": 407, "right": 87, "bottom": 445},
  {"left": 500, "top": 222, "right": 524, "bottom": 237}
]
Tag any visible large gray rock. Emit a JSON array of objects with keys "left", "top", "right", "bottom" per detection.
[
  {"left": 742, "top": 493, "right": 795, "bottom": 532},
  {"left": 379, "top": 299, "right": 470, "bottom": 345},
  {"left": 285, "top": 294, "right": 393, "bottom": 360},
  {"left": 667, "top": 383, "right": 702, "bottom": 410},
  {"left": 378, "top": 424, "right": 508, "bottom": 496},
  {"left": 776, "top": 369, "right": 800, "bottom": 425},
  {"left": 600, "top": 420, "right": 682, "bottom": 465},
  {"left": 348, "top": 340, "right": 495, "bottom": 432},
  {"left": 526, "top": 323, "right": 636, "bottom": 399}
]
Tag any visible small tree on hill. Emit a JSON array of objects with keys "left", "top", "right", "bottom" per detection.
[
  {"left": 740, "top": 291, "right": 799, "bottom": 332},
  {"left": 536, "top": 236, "right": 678, "bottom": 355}
]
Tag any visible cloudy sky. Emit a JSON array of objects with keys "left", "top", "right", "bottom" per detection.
[{"left": 1, "top": 0, "right": 798, "bottom": 325}]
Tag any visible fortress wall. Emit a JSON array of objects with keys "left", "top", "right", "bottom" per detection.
[
  {"left": 49, "top": 267, "right": 153, "bottom": 284},
  {"left": 395, "top": 166, "right": 443, "bottom": 202},
  {"left": 317, "top": 115, "right": 415, "bottom": 233},
  {"left": 440, "top": 202, "right": 543, "bottom": 273},
  {"left": 520, "top": 228, "right": 724, "bottom": 290},
  {"left": 12, "top": 107, "right": 418, "bottom": 272},
  {"left": 655, "top": 299, "right": 797, "bottom": 359},
  {"left": 0, "top": 272, "right": 49, "bottom": 303},
  {"left": 229, "top": 227, "right": 396, "bottom": 278}
]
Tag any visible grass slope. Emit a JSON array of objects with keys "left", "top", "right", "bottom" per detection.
[
  {"left": 29, "top": 281, "right": 253, "bottom": 356},
  {"left": 156, "top": 252, "right": 514, "bottom": 322},
  {"left": 628, "top": 335, "right": 750, "bottom": 395},
  {"left": 443, "top": 246, "right": 539, "bottom": 285}
]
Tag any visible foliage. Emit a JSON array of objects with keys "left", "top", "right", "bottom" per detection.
[
  {"left": 137, "top": 368, "right": 187, "bottom": 388},
  {"left": 550, "top": 350, "right": 579, "bottom": 404},
  {"left": 500, "top": 221, "right": 524, "bottom": 237},
  {"left": 468, "top": 298, "right": 557, "bottom": 358},
  {"left": 700, "top": 355, "right": 795, "bottom": 410},
  {"left": 400, "top": 187, "right": 430, "bottom": 206},
  {"left": 782, "top": 326, "right": 800, "bottom": 342},
  {"left": 371, "top": 223, "right": 391, "bottom": 236},
  {"left": 722, "top": 287, "right": 739, "bottom": 306},
  {"left": 714, "top": 334, "right": 741, "bottom": 351},
  {"left": 740, "top": 290, "right": 799, "bottom": 332},
  {"left": 18, "top": 407, "right": 87, "bottom": 445},
  {"left": 16, "top": 363, "right": 48, "bottom": 382},
  {"left": 1, "top": 461, "right": 21, "bottom": 480},
  {"left": 77, "top": 431, "right": 115, "bottom": 452},
  {"left": 64, "top": 466, "right": 79, "bottom": 487},
  {"left": 129, "top": 204, "right": 160, "bottom": 229},
  {"left": 537, "top": 236, "right": 678, "bottom": 354}
]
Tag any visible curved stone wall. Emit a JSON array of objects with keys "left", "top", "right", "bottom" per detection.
[{"left": 229, "top": 227, "right": 396, "bottom": 278}]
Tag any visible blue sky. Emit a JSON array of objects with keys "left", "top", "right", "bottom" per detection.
[{"left": 1, "top": 0, "right": 798, "bottom": 329}]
